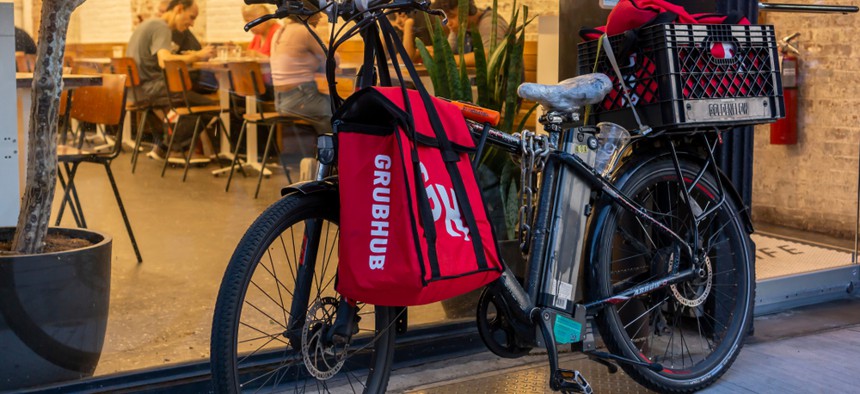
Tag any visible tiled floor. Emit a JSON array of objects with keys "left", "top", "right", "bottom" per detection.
[{"left": 391, "top": 298, "right": 860, "bottom": 393}]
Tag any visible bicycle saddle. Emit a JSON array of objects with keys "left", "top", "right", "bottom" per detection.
[{"left": 517, "top": 73, "right": 613, "bottom": 113}]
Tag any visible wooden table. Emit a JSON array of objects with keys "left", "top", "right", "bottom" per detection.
[
  {"left": 192, "top": 59, "right": 429, "bottom": 179},
  {"left": 193, "top": 59, "right": 273, "bottom": 176},
  {"left": 193, "top": 59, "right": 356, "bottom": 178},
  {"left": 10, "top": 73, "right": 103, "bottom": 222},
  {"left": 73, "top": 57, "right": 112, "bottom": 73}
]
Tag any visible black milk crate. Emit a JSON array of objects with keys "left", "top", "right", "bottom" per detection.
[{"left": 577, "top": 24, "right": 785, "bottom": 131}]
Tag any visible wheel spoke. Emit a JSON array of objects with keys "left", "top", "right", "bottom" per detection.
[
  {"left": 595, "top": 162, "right": 751, "bottom": 388},
  {"left": 212, "top": 195, "right": 396, "bottom": 393}
]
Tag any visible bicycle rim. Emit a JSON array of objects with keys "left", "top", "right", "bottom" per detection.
[
  {"left": 211, "top": 192, "right": 397, "bottom": 393},
  {"left": 591, "top": 159, "right": 753, "bottom": 391}
]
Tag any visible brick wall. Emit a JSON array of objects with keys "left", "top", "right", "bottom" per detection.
[{"left": 752, "top": 4, "right": 860, "bottom": 239}]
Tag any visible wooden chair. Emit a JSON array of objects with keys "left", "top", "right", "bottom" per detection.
[
  {"left": 111, "top": 57, "right": 161, "bottom": 173},
  {"left": 224, "top": 61, "right": 306, "bottom": 198},
  {"left": 55, "top": 73, "right": 143, "bottom": 263},
  {"left": 160, "top": 60, "right": 229, "bottom": 182},
  {"left": 15, "top": 53, "right": 36, "bottom": 72}
]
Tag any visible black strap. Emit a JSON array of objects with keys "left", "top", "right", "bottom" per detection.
[
  {"left": 378, "top": 19, "right": 441, "bottom": 278},
  {"left": 357, "top": 26, "right": 379, "bottom": 89},
  {"left": 378, "top": 16, "right": 489, "bottom": 271}
]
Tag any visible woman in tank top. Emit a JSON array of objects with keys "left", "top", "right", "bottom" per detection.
[{"left": 269, "top": 11, "right": 332, "bottom": 134}]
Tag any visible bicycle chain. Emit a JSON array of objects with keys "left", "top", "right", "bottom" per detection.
[{"left": 514, "top": 130, "right": 552, "bottom": 253}]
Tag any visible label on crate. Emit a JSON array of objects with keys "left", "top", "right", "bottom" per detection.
[{"left": 685, "top": 98, "right": 770, "bottom": 123}]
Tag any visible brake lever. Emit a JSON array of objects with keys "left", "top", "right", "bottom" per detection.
[
  {"left": 244, "top": 0, "right": 313, "bottom": 32},
  {"left": 427, "top": 9, "right": 447, "bottom": 25},
  {"left": 244, "top": 14, "right": 275, "bottom": 31}
]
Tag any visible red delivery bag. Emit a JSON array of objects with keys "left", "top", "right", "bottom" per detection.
[{"left": 333, "top": 86, "right": 503, "bottom": 306}]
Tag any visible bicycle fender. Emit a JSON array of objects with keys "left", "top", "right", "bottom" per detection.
[
  {"left": 280, "top": 176, "right": 339, "bottom": 197},
  {"left": 607, "top": 144, "right": 753, "bottom": 234},
  {"left": 583, "top": 145, "right": 753, "bottom": 300}
]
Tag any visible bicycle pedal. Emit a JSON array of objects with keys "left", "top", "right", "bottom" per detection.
[{"left": 554, "top": 369, "right": 593, "bottom": 394}]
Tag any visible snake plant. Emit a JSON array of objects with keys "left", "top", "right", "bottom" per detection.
[{"left": 417, "top": 1, "right": 536, "bottom": 240}]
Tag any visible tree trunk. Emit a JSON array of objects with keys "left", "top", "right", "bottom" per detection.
[{"left": 11, "top": 0, "right": 87, "bottom": 254}]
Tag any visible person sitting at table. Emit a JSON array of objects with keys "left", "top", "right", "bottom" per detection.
[
  {"left": 165, "top": 5, "right": 218, "bottom": 95},
  {"left": 400, "top": 0, "right": 509, "bottom": 67},
  {"left": 242, "top": 4, "right": 281, "bottom": 58},
  {"left": 127, "top": 0, "right": 215, "bottom": 162},
  {"left": 270, "top": 7, "right": 332, "bottom": 135}
]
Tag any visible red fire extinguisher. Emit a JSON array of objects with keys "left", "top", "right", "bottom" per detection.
[{"left": 771, "top": 32, "right": 800, "bottom": 145}]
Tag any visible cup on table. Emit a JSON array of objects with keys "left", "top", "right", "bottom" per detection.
[
  {"left": 217, "top": 45, "right": 229, "bottom": 61},
  {"left": 112, "top": 45, "right": 124, "bottom": 58},
  {"left": 230, "top": 45, "right": 243, "bottom": 60}
]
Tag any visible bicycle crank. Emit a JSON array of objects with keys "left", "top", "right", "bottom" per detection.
[{"left": 477, "top": 285, "right": 534, "bottom": 358}]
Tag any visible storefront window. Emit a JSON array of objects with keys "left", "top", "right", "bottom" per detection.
[{"left": 751, "top": 13, "right": 860, "bottom": 280}]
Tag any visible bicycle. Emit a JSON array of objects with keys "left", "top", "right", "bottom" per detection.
[{"left": 211, "top": 0, "right": 762, "bottom": 392}]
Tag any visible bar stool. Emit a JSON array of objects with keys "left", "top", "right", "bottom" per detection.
[
  {"left": 224, "top": 61, "right": 305, "bottom": 198},
  {"left": 160, "top": 60, "right": 229, "bottom": 182}
]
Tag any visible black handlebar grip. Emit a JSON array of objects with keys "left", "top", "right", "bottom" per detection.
[{"left": 244, "top": 0, "right": 279, "bottom": 5}]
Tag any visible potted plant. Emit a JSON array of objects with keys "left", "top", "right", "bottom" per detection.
[
  {"left": 0, "top": 0, "right": 111, "bottom": 390},
  {"left": 417, "top": 0, "right": 535, "bottom": 318}
]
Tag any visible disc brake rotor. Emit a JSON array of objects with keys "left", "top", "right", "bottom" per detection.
[
  {"left": 669, "top": 255, "right": 712, "bottom": 307},
  {"left": 302, "top": 297, "right": 348, "bottom": 380}
]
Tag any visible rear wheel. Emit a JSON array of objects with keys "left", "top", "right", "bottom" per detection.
[
  {"left": 211, "top": 191, "right": 398, "bottom": 393},
  {"left": 590, "top": 158, "right": 753, "bottom": 392}
]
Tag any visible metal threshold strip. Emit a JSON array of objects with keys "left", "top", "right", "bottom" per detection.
[{"left": 22, "top": 321, "right": 484, "bottom": 393}]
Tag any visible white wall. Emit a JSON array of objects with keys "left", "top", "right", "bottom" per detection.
[
  {"left": 203, "top": 0, "right": 253, "bottom": 43},
  {"left": 12, "top": 0, "right": 23, "bottom": 27},
  {"left": 73, "top": 0, "right": 133, "bottom": 43},
  {"left": 52, "top": 0, "right": 558, "bottom": 45}
]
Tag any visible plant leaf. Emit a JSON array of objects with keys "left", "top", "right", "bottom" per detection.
[
  {"left": 515, "top": 102, "right": 539, "bottom": 134},
  {"left": 471, "top": 26, "right": 489, "bottom": 108},
  {"left": 416, "top": 39, "right": 440, "bottom": 93},
  {"left": 428, "top": 15, "right": 451, "bottom": 98},
  {"left": 490, "top": 0, "right": 499, "bottom": 55},
  {"left": 502, "top": 18, "right": 525, "bottom": 133}
]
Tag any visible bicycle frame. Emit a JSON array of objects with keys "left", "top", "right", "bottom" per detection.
[{"left": 457, "top": 123, "right": 727, "bottom": 329}]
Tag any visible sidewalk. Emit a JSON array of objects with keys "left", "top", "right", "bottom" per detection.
[{"left": 388, "top": 297, "right": 860, "bottom": 393}]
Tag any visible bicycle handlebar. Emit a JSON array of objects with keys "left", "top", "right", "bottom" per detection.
[{"left": 243, "top": 0, "right": 443, "bottom": 31}]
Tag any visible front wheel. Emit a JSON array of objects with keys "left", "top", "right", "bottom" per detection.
[
  {"left": 211, "top": 191, "right": 398, "bottom": 393},
  {"left": 589, "top": 158, "right": 754, "bottom": 392}
]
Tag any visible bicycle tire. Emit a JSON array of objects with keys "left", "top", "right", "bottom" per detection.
[
  {"left": 589, "top": 158, "right": 754, "bottom": 393},
  {"left": 211, "top": 191, "right": 397, "bottom": 393}
]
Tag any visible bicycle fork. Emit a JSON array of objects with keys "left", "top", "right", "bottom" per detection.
[{"left": 284, "top": 135, "right": 360, "bottom": 348}]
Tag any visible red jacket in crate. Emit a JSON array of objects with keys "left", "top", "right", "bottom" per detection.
[{"left": 334, "top": 87, "right": 502, "bottom": 307}]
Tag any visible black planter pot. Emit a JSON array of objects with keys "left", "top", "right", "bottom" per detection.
[{"left": 0, "top": 227, "right": 111, "bottom": 391}]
